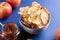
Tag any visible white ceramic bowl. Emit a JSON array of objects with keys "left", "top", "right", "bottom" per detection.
[
  {"left": 19, "top": 7, "right": 50, "bottom": 34},
  {"left": 19, "top": 16, "right": 50, "bottom": 34}
]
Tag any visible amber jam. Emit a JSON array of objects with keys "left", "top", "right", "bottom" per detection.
[{"left": 2, "top": 22, "right": 19, "bottom": 40}]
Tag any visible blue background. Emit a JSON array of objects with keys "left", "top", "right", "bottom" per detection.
[{"left": 0, "top": 0, "right": 60, "bottom": 40}]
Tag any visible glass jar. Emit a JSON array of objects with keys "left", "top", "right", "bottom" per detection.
[{"left": 0, "top": 22, "right": 20, "bottom": 40}]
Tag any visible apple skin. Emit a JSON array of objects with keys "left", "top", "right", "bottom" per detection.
[
  {"left": 0, "top": 2, "right": 12, "bottom": 19},
  {"left": 55, "top": 28, "right": 60, "bottom": 40},
  {"left": 6, "top": 0, "right": 21, "bottom": 8}
]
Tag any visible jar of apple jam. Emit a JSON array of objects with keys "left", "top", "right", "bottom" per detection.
[{"left": 0, "top": 22, "right": 20, "bottom": 40}]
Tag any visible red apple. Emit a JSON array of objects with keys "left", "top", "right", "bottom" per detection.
[
  {"left": 6, "top": 0, "right": 21, "bottom": 8},
  {"left": 0, "top": 2, "right": 12, "bottom": 19},
  {"left": 55, "top": 28, "right": 60, "bottom": 40}
]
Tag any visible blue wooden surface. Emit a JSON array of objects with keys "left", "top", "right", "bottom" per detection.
[{"left": 0, "top": 0, "right": 60, "bottom": 40}]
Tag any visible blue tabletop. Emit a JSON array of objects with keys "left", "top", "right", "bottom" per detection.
[{"left": 0, "top": 0, "right": 60, "bottom": 40}]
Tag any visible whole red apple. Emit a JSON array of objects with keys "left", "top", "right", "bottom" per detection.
[
  {"left": 6, "top": 0, "right": 21, "bottom": 8},
  {"left": 55, "top": 27, "right": 60, "bottom": 40},
  {"left": 0, "top": 2, "right": 12, "bottom": 19}
]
